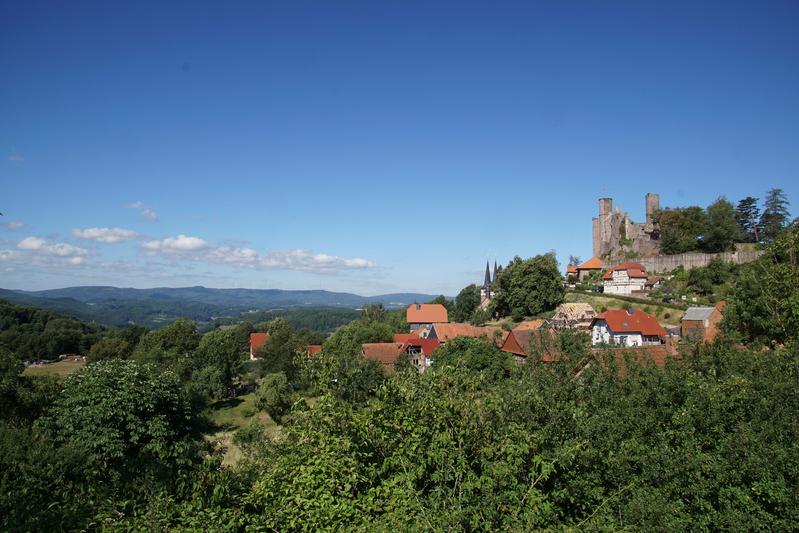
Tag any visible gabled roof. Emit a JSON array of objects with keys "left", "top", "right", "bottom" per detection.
[
  {"left": 602, "top": 262, "right": 648, "bottom": 279},
  {"left": 683, "top": 307, "right": 716, "bottom": 321},
  {"left": 577, "top": 257, "right": 603, "bottom": 270},
  {"left": 361, "top": 343, "right": 405, "bottom": 365},
  {"left": 500, "top": 329, "right": 559, "bottom": 361},
  {"left": 406, "top": 303, "right": 449, "bottom": 324},
  {"left": 429, "top": 322, "right": 505, "bottom": 345},
  {"left": 401, "top": 337, "right": 440, "bottom": 355},
  {"left": 306, "top": 345, "right": 322, "bottom": 356},
  {"left": 393, "top": 333, "right": 422, "bottom": 343},
  {"left": 553, "top": 303, "right": 596, "bottom": 318},
  {"left": 591, "top": 309, "right": 666, "bottom": 337},
  {"left": 567, "top": 265, "right": 578, "bottom": 274},
  {"left": 250, "top": 332, "right": 270, "bottom": 352}
]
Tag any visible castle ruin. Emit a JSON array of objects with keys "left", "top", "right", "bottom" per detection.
[{"left": 592, "top": 193, "right": 661, "bottom": 258}]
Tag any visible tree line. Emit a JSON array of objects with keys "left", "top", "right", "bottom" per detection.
[{"left": 655, "top": 188, "right": 793, "bottom": 254}]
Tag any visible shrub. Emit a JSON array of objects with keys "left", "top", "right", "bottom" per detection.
[{"left": 256, "top": 372, "right": 293, "bottom": 423}]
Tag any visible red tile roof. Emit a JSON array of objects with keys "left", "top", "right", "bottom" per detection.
[
  {"left": 401, "top": 337, "right": 440, "bottom": 355},
  {"left": 393, "top": 333, "right": 422, "bottom": 343},
  {"left": 500, "top": 329, "right": 559, "bottom": 361},
  {"left": 362, "top": 342, "right": 406, "bottom": 367},
  {"left": 592, "top": 309, "right": 666, "bottom": 337},
  {"left": 567, "top": 265, "right": 578, "bottom": 274},
  {"left": 406, "top": 303, "right": 449, "bottom": 324},
  {"left": 602, "top": 262, "right": 648, "bottom": 279},
  {"left": 250, "top": 333, "right": 270, "bottom": 352},
  {"left": 306, "top": 345, "right": 322, "bottom": 356},
  {"left": 429, "top": 323, "right": 506, "bottom": 345},
  {"left": 577, "top": 257, "right": 603, "bottom": 270}
]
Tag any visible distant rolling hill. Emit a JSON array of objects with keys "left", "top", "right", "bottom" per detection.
[{"left": 0, "top": 286, "right": 444, "bottom": 328}]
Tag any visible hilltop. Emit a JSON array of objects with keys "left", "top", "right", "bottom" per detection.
[{"left": 0, "top": 286, "right": 442, "bottom": 328}]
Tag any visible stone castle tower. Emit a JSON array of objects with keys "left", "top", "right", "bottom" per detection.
[{"left": 592, "top": 193, "right": 660, "bottom": 258}]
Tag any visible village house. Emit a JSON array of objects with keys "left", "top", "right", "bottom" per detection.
[
  {"left": 361, "top": 342, "right": 406, "bottom": 373},
  {"left": 602, "top": 262, "right": 648, "bottom": 295},
  {"left": 500, "top": 328, "right": 559, "bottom": 363},
  {"left": 390, "top": 334, "right": 443, "bottom": 369},
  {"left": 249, "top": 332, "right": 270, "bottom": 360},
  {"left": 306, "top": 345, "right": 323, "bottom": 357},
  {"left": 550, "top": 303, "right": 597, "bottom": 330},
  {"left": 575, "top": 257, "right": 603, "bottom": 279},
  {"left": 681, "top": 301, "right": 725, "bottom": 342},
  {"left": 590, "top": 308, "right": 666, "bottom": 347},
  {"left": 406, "top": 303, "right": 448, "bottom": 331},
  {"left": 424, "top": 322, "right": 507, "bottom": 347}
]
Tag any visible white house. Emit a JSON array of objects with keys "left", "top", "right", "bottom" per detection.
[
  {"left": 602, "top": 262, "right": 648, "bottom": 295},
  {"left": 590, "top": 308, "right": 666, "bottom": 347}
]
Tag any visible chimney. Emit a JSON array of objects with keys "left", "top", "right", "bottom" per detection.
[
  {"left": 627, "top": 306, "right": 634, "bottom": 315},
  {"left": 416, "top": 303, "right": 421, "bottom": 310}
]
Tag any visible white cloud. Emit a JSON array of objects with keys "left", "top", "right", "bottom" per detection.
[
  {"left": 140, "top": 234, "right": 377, "bottom": 273},
  {"left": 7, "top": 153, "right": 24, "bottom": 162},
  {"left": 1, "top": 221, "right": 26, "bottom": 230},
  {"left": 126, "top": 201, "right": 158, "bottom": 221},
  {"left": 143, "top": 234, "right": 209, "bottom": 253},
  {"left": 72, "top": 227, "right": 139, "bottom": 243},
  {"left": 17, "top": 236, "right": 88, "bottom": 258}
]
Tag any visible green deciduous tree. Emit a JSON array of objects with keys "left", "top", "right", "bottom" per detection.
[
  {"left": 431, "top": 336, "right": 509, "bottom": 380},
  {"left": 492, "top": 254, "right": 564, "bottom": 318},
  {"left": 132, "top": 318, "right": 200, "bottom": 366},
  {"left": 451, "top": 284, "right": 481, "bottom": 322},
  {"left": 703, "top": 197, "right": 743, "bottom": 252},
  {"left": 722, "top": 227, "right": 799, "bottom": 346},
  {"left": 39, "top": 359, "right": 197, "bottom": 480},
  {"left": 192, "top": 328, "right": 245, "bottom": 399},
  {"left": 255, "top": 372, "right": 294, "bottom": 423},
  {"left": 87, "top": 336, "right": 131, "bottom": 363},
  {"left": 255, "top": 318, "right": 304, "bottom": 380},
  {"left": 655, "top": 206, "right": 708, "bottom": 254}
]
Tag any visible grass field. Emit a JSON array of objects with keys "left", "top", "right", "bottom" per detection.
[
  {"left": 564, "top": 291, "right": 684, "bottom": 326},
  {"left": 23, "top": 360, "right": 85, "bottom": 377},
  {"left": 205, "top": 392, "right": 280, "bottom": 465}
]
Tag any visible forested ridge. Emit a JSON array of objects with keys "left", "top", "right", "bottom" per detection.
[{"left": 1, "top": 228, "right": 798, "bottom": 530}]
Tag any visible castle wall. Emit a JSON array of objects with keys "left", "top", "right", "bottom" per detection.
[{"left": 605, "top": 250, "right": 764, "bottom": 273}]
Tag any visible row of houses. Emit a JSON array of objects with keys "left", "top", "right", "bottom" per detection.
[
  {"left": 249, "top": 299, "right": 725, "bottom": 374},
  {"left": 567, "top": 257, "right": 662, "bottom": 296}
]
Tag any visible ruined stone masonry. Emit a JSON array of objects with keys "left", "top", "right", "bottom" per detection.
[
  {"left": 592, "top": 193, "right": 661, "bottom": 258},
  {"left": 592, "top": 193, "right": 763, "bottom": 272}
]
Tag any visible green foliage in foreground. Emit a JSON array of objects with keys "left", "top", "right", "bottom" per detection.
[
  {"left": 1, "top": 338, "right": 798, "bottom": 530},
  {"left": 241, "top": 343, "right": 799, "bottom": 531}
]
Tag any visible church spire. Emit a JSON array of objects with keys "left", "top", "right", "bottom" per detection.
[
  {"left": 493, "top": 260, "right": 497, "bottom": 283},
  {"left": 484, "top": 261, "right": 491, "bottom": 289}
]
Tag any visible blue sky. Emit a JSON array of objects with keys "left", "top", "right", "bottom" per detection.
[{"left": 1, "top": 1, "right": 797, "bottom": 295}]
